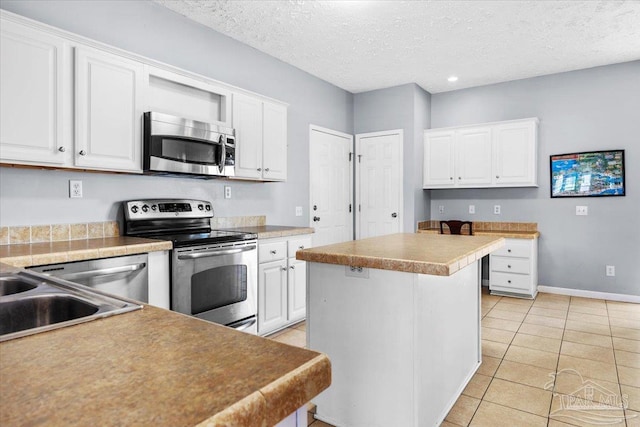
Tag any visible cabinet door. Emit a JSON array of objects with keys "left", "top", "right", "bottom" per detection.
[
  {"left": 262, "top": 101, "right": 287, "bottom": 181},
  {"left": 75, "top": 46, "right": 143, "bottom": 172},
  {"left": 494, "top": 120, "right": 537, "bottom": 186},
  {"left": 258, "top": 260, "right": 288, "bottom": 335},
  {"left": 423, "top": 130, "right": 455, "bottom": 188},
  {"left": 287, "top": 258, "right": 306, "bottom": 323},
  {"left": 0, "top": 19, "right": 68, "bottom": 165},
  {"left": 456, "top": 126, "right": 492, "bottom": 186},
  {"left": 232, "top": 93, "right": 263, "bottom": 179}
]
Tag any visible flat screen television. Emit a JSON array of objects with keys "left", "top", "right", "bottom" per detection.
[{"left": 550, "top": 150, "right": 625, "bottom": 198}]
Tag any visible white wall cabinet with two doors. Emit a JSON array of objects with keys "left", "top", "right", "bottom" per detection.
[
  {"left": 423, "top": 118, "right": 538, "bottom": 189},
  {"left": 258, "top": 234, "right": 312, "bottom": 336},
  {"left": 0, "top": 17, "right": 143, "bottom": 172}
]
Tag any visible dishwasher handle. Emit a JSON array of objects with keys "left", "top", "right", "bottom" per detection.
[
  {"left": 177, "top": 245, "right": 256, "bottom": 260},
  {"left": 57, "top": 263, "right": 147, "bottom": 281}
]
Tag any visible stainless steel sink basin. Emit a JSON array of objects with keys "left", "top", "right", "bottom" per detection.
[
  {"left": 0, "top": 271, "right": 142, "bottom": 342},
  {"left": 0, "top": 277, "right": 37, "bottom": 296}
]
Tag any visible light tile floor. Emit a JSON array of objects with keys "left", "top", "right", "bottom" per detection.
[{"left": 268, "top": 288, "right": 640, "bottom": 427}]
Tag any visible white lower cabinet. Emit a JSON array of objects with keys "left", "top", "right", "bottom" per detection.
[
  {"left": 258, "top": 234, "right": 312, "bottom": 336},
  {"left": 489, "top": 237, "right": 538, "bottom": 298}
]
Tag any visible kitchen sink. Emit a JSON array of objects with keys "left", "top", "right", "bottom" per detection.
[
  {"left": 0, "top": 277, "right": 37, "bottom": 296},
  {"left": 0, "top": 271, "right": 142, "bottom": 342}
]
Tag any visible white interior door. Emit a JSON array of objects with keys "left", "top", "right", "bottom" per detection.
[
  {"left": 356, "top": 130, "right": 403, "bottom": 239},
  {"left": 309, "top": 125, "right": 353, "bottom": 247}
]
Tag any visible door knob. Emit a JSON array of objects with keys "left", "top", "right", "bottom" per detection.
[
  {"left": 313, "top": 216, "right": 320, "bottom": 222},
  {"left": 391, "top": 212, "right": 398, "bottom": 218}
]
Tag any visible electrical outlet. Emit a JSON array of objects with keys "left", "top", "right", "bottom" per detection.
[
  {"left": 438, "top": 205, "right": 444, "bottom": 214},
  {"left": 69, "top": 180, "right": 82, "bottom": 198},
  {"left": 606, "top": 265, "right": 615, "bottom": 277},
  {"left": 576, "top": 206, "right": 588, "bottom": 216},
  {"left": 224, "top": 186, "right": 231, "bottom": 199},
  {"left": 494, "top": 205, "right": 501, "bottom": 215},
  {"left": 295, "top": 206, "right": 303, "bottom": 217},
  {"left": 469, "top": 205, "right": 475, "bottom": 214}
]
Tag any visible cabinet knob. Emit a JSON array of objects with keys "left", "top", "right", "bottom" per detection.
[
  {"left": 281, "top": 267, "right": 287, "bottom": 271},
  {"left": 508, "top": 280, "right": 512, "bottom": 284},
  {"left": 449, "top": 177, "right": 453, "bottom": 180},
  {"left": 79, "top": 150, "right": 86, "bottom": 156},
  {"left": 58, "top": 146, "right": 66, "bottom": 152},
  {"left": 458, "top": 177, "right": 461, "bottom": 180},
  {"left": 507, "top": 249, "right": 512, "bottom": 253},
  {"left": 496, "top": 175, "right": 500, "bottom": 179},
  {"left": 290, "top": 265, "right": 295, "bottom": 270},
  {"left": 270, "top": 250, "right": 277, "bottom": 255},
  {"left": 507, "top": 265, "right": 512, "bottom": 268},
  {"left": 298, "top": 245, "right": 304, "bottom": 250},
  {"left": 265, "top": 168, "right": 270, "bottom": 172},
  {"left": 257, "top": 168, "right": 262, "bottom": 172},
  {"left": 391, "top": 212, "right": 398, "bottom": 218}
]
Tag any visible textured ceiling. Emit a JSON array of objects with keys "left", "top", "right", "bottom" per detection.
[{"left": 154, "top": 0, "right": 640, "bottom": 94}]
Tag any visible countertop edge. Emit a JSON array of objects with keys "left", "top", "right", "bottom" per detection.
[
  {"left": 195, "top": 391, "right": 267, "bottom": 427},
  {"left": 417, "top": 229, "right": 540, "bottom": 239}
]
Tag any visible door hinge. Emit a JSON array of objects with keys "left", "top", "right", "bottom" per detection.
[
  {"left": 349, "top": 204, "right": 352, "bottom": 213},
  {"left": 349, "top": 152, "right": 353, "bottom": 161},
  {"left": 358, "top": 204, "right": 361, "bottom": 212},
  {"left": 357, "top": 154, "right": 362, "bottom": 163}
]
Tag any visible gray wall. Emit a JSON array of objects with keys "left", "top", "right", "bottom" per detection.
[
  {"left": 430, "top": 61, "right": 640, "bottom": 296},
  {"left": 354, "top": 84, "right": 431, "bottom": 232},
  {"left": 0, "top": 0, "right": 353, "bottom": 227}
]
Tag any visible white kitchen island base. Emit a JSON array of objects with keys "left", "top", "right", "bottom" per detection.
[{"left": 308, "top": 261, "right": 481, "bottom": 427}]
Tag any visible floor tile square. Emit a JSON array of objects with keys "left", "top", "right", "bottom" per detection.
[
  {"left": 512, "top": 333, "right": 562, "bottom": 353},
  {"left": 482, "top": 340, "right": 509, "bottom": 359},
  {"left": 469, "top": 400, "right": 547, "bottom": 427},
  {"left": 528, "top": 307, "right": 567, "bottom": 319},
  {"left": 557, "top": 354, "right": 618, "bottom": 383},
  {"left": 621, "top": 384, "right": 640, "bottom": 412},
  {"left": 568, "top": 304, "right": 608, "bottom": 317},
  {"left": 613, "top": 337, "right": 640, "bottom": 354},
  {"left": 504, "top": 345, "right": 559, "bottom": 370},
  {"left": 611, "top": 326, "right": 640, "bottom": 341},
  {"left": 483, "top": 378, "right": 552, "bottom": 417},
  {"left": 524, "top": 314, "right": 566, "bottom": 329},
  {"left": 570, "top": 297, "right": 607, "bottom": 309},
  {"left": 567, "top": 311, "right": 610, "bottom": 326},
  {"left": 462, "top": 373, "right": 493, "bottom": 399},
  {"left": 518, "top": 323, "right": 564, "bottom": 340},
  {"left": 610, "top": 317, "right": 640, "bottom": 330},
  {"left": 565, "top": 319, "right": 611, "bottom": 336},
  {"left": 493, "top": 302, "right": 531, "bottom": 314},
  {"left": 616, "top": 349, "right": 640, "bottom": 369},
  {"left": 481, "top": 317, "right": 521, "bottom": 332},
  {"left": 606, "top": 301, "right": 640, "bottom": 314},
  {"left": 626, "top": 409, "right": 640, "bottom": 427},
  {"left": 482, "top": 327, "right": 516, "bottom": 344},
  {"left": 617, "top": 365, "right": 640, "bottom": 387},
  {"left": 487, "top": 309, "right": 527, "bottom": 322},
  {"left": 560, "top": 341, "right": 615, "bottom": 364},
  {"left": 445, "top": 394, "right": 481, "bottom": 426},
  {"left": 549, "top": 393, "right": 626, "bottom": 427},
  {"left": 562, "top": 329, "right": 613, "bottom": 348},
  {"left": 532, "top": 300, "right": 570, "bottom": 311},
  {"left": 494, "top": 359, "right": 556, "bottom": 390},
  {"left": 552, "top": 370, "right": 622, "bottom": 403},
  {"left": 477, "top": 356, "right": 502, "bottom": 377},
  {"left": 607, "top": 308, "right": 640, "bottom": 321}
]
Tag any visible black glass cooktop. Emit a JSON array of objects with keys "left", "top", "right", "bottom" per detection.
[{"left": 146, "top": 230, "right": 257, "bottom": 248}]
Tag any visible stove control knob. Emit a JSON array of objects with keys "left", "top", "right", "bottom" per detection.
[
  {"left": 131, "top": 205, "right": 139, "bottom": 213},
  {"left": 205, "top": 205, "right": 211, "bottom": 211},
  {"left": 151, "top": 204, "right": 157, "bottom": 211},
  {"left": 198, "top": 204, "right": 204, "bottom": 211},
  {"left": 142, "top": 204, "right": 149, "bottom": 213}
]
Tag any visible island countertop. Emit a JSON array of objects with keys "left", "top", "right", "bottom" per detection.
[
  {"left": 296, "top": 233, "right": 504, "bottom": 276},
  {"left": 0, "top": 301, "right": 331, "bottom": 427}
]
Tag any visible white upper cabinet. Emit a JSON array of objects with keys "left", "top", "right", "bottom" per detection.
[
  {"left": 0, "top": 19, "right": 69, "bottom": 165},
  {"left": 233, "top": 92, "right": 288, "bottom": 181},
  {"left": 456, "top": 126, "right": 493, "bottom": 186},
  {"left": 423, "top": 118, "right": 538, "bottom": 189},
  {"left": 75, "top": 47, "right": 144, "bottom": 172},
  {"left": 423, "top": 131, "right": 455, "bottom": 187},
  {"left": 493, "top": 120, "right": 537, "bottom": 186}
]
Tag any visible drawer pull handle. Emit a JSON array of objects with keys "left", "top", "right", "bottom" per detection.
[
  {"left": 270, "top": 250, "right": 277, "bottom": 255},
  {"left": 281, "top": 267, "right": 287, "bottom": 271},
  {"left": 507, "top": 249, "right": 511, "bottom": 253},
  {"left": 290, "top": 265, "right": 295, "bottom": 270}
]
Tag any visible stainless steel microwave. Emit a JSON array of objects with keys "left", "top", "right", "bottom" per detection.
[{"left": 143, "top": 112, "right": 235, "bottom": 178}]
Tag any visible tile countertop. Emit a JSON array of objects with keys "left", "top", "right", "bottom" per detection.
[
  {"left": 0, "top": 296, "right": 331, "bottom": 427},
  {"left": 296, "top": 233, "right": 504, "bottom": 276},
  {"left": 221, "top": 225, "right": 314, "bottom": 239},
  {"left": 416, "top": 228, "right": 540, "bottom": 239},
  {"left": 0, "top": 236, "right": 173, "bottom": 268}
]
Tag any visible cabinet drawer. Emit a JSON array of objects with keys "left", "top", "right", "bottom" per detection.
[
  {"left": 492, "top": 239, "right": 532, "bottom": 258},
  {"left": 288, "top": 236, "right": 313, "bottom": 257},
  {"left": 259, "top": 241, "right": 287, "bottom": 263},
  {"left": 490, "top": 271, "right": 531, "bottom": 292},
  {"left": 491, "top": 256, "right": 530, "bottom": 274}
]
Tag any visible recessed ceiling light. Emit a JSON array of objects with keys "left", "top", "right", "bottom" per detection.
[{"left": 447, "top": 76, "right": 459, "bottom": 82}]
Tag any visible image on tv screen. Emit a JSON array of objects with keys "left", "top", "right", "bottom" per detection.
[{"left": 550, "top": 150, "right": 625, "bottom": 198}]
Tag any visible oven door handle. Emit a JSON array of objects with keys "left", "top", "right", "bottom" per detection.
[
  {"left": 177, "top": 245, "right": 256, "bottom": 260},
  {"left": 227, "top": 316, "right": 257, "bottom": 332}
]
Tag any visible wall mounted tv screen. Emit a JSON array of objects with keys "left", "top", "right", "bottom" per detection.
[{"left": 550, "top": 150, "right": 625, "bottom": 198}]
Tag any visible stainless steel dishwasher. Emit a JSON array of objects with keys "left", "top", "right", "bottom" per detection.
[{"left": 29, "top": 254, "right": 148, "bottom": 303}]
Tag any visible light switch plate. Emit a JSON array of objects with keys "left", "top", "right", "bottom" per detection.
[
  {"left": 295, "top": 206, "right": 303, "bottom": 216},
  {"left": 606, "top": 265, "right": 615, "bottom": 277},
  {"left": 494, "top": 205, "right": 501, "bottom": 215},
  {"left": 469, "top": 205, "right": 475, "bottom": 214},
  {"left": 438, "top": 205, "right": 444, "bottom": 214},
  {"left": 69, "top": 180, "right": 82, "bottom": 198},
  {"left": 224, "top": 186, "right": 231, "bottom": 199}
]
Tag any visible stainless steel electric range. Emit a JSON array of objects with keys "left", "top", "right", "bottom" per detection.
[{"left": 123, "top": 199, "right": 258, "bottom": 334}]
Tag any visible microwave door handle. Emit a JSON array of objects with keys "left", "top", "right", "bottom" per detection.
[
  {"left": 218, "top": 135, "right": 225, "bottom": 174},
  {"left": 177, "top": 245, "right": 257, "bottom": 260}
]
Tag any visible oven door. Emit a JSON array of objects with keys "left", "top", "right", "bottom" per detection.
[{"left": 171, "top": 241, "right": 257, "bottom": 333}]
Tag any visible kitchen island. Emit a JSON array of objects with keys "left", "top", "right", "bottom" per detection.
[
  {"left": 0, "top": 262, "right": 331, "bottom": 427},
  {"left": 297, "top": 233, "right": 504, "bottom": 427}
]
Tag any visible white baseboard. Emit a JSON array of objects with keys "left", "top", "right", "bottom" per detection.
[{"left": 537, "top": 286, "right": 640, "bottom": 303}]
